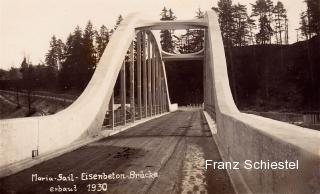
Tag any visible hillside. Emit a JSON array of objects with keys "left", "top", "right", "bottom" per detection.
[
  {"left": 226, "top": 36, "right": 320, "bottom": 112},
  {"left": 0, "top": 91, "right": 75, "bottom": 119},
  {"left": 165, "top": 36, "right": 320, "bottom": 113}
]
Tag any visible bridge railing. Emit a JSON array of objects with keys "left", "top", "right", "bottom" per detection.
[
  {"left": 0, "top": 13, "right": 174, "bottom": 175},
  {"left": 99, "top": 29, "right": 172, "bottom": 130},
  {"left": 204, "top": 10, "right": 320, "bottom": 194}
]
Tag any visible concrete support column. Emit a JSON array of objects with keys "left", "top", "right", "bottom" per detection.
[
  {"left": 162, "top": 79, "right": 165, "bottom": 112},
  {"left": 203, "top": 30, "right": 207, "bottom": 111},
  {"left": 159, "top": 63, "right": 163, "bottom": 114},
  {"left": 129, "top": 42, "right": 135, "bottom": 123},
  {"left": 137, "top": 32, "right": 142, "bottom": 120},
  {"left": 155, "top": 53, "right": 159, "bottom": 115},
  {"left": 152, "top": 41, "right": 156, "bottom": 116},
  {"left": 204, "top": 28, "right": 215, "bottom": 118},
  {"left": 120, "top": 61, "right": 126, "bottom": 125},
  {"left": 147, "top": 34, "right": 152, "bottom": 117},
  {"left": 142, "top": 31, "right": 147, "bottom": 118},
  {"left": 109, "top": 91, "right": 114, "bottom": 129}
]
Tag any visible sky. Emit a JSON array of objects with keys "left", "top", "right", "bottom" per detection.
[{"left": 0, "top": 0, "right": 306, "bottom": 70}]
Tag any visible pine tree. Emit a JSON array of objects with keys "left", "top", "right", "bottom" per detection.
[
  {"left": 20, "top": 57, "right": 29, "bottom": 77},
  {"left": 160, "top": 7, "right": 176, "bottom": 53},
  {"left": 114, "top": 15, "right": 123, "bottom": 30},
  {"left": 215, "top": 0, "right": 253, "bottom": 46},
  {"left": 59, "top": 34, "right": 74, "bottom": 90},
  {"left": 95, "top": 25, "right": 110, "bottom": 60},
  {"left": 273, "top": 1, "right": 287, "bottom": 44},
  {"left": 233, "top": 3, "right": 249, "bottom": 46},
  {"left": 215, "top": 0, "right": 235, "bottom": 45},
  {"left": 45, "top": 35, "right": 64, "bottom": 88},
  {"left": 300, "top": 0, "right": 320, "bottom": 39},
  {"left": 266, "top": 0, "right": 274, "bottom": 43},
  {"left": 284, "top": 16, "right": 289, "bottom": 44},
  {"left": 56, "top": 39, "right": 65, "bottom": 69},
  {"left": 19, "top": 57, "right": 35, "bottom": 114},
  {"left": 247, "top": 16, "right": 256, "bottom": 45},
  {"left": 60, "top": 26, "right": 83, "bottom": 90},
  {"left": 81, "top": 21, "right": 97, "bottom": 90},
  {"left": 252, "top": 0, "right": 273, "bottom": 45},
  {"left": 300, "top": 11, "right": 312, "bottom": 40},
  {"left": 195, "top": 7, "right": 205, "bottom": 19},
  {"left": 190, "top": 8, "right": 205, "bottom": 51},
  {"left": 305, "top": 0, "right": 320, "bottom": 36}
]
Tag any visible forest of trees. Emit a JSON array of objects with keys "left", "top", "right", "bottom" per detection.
[
  {"left": 159, "top": 0, "right": 319, "bottom": 53},
  {"left": 159, "top": 7, "right": 205, "bottom": 54},
  {"left": 0, "top": 15, "right": 123, "bottom": 93},
  {"left": 160, "top": 0, "right": 320, "bottom": 112},
  {"left": 214, "top": 0, "right": 319, "bottom": 46},
  {"left": 0, "top": 0, "right": 319, "bottom": 112}
]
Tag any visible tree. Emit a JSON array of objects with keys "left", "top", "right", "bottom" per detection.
[
  {"left": 60, "top": 27, "right": 83, "bottom": 90},
  {"left": 191, "top": 8, "right": 205, "bottom": 51},
  {"left": 81, "top": 21, "right": 97, "bottom": 89},
  {"left": 56, "top": 39, "right": 65, "bottom": 70},
  {"left": 300, "top": 11, "right": 312, "bottom": 40},
  {"left": 33, "top": 62, "right": 47, "bottom": 89},
  {"left": 214, "top": 0, "right": 241, "bottom": 103},
  {"left": 160, "top": 7, "right": 176, "bottom": 53},
  {"left": 214, "top": 1, "right": 254, "bottom": 46},
  {"left": 114, "top": 15, "right": 123, "bottom": 30},
  {"left": 177, "top": 8, "right": 205, "bottom": 53},
  {"left": 305, "top": 0, "right": 320, "bottom": 36},
  {"left": 233, "top": 3, "right": 250, "bottom": 46},
  {"left": 95, "top": 25, "right": 110, "bottom": 60},
  {"left": 8, "top": 67, "right": 21, "bottom": 80},
  {"left": 273, "top": 1, "right": 287, "bottom": 44},
  {"left": 256, "top": 15, "right": 273, "bottom": 44},
  {"left": 0, "top": 69, "right": 8, "bottom": 80},
  {"left": 215, "top": 0, "right": 235, "bottom": 45},
  {"left": 251, "top": 0, "right": 274, "bottom": 44},
  {"left": 299, "top": 0, "right": 320, "bottom": 39},
  {"left": 266, "top": 0, "right": 274, "bottom": 43},
  {"left": 45, "top": 35, "right": 64, "bottom": 88},
  {"left": 20, "top": 57, "right": 36, "bottom": 114},
  {"left": 284, "top": 16, "right": 289, "bottom": 44},
  {"left": 246, "top": 16, "right": 257, "bottom": 45}
]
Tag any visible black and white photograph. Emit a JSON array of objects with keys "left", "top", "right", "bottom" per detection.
[{"left": 0, "top": 0, "right": 319, "bottom": 193}]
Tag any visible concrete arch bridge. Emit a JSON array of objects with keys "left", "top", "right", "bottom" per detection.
[{"left": 0, "top": 11, "right": 319, "bottom": 194}]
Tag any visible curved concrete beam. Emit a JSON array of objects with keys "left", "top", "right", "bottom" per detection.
[
  {"left": 0, "top": 13, "right": 174, "bottom": 170},
  {"left": 136, "top": 19, "right": 207, "bottom": 30},
  {"left": 162, "top": 48, "right": 204, "bottom": 61}
]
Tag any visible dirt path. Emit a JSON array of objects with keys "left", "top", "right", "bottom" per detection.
[
  {"left": 0, "top": 90, "right": 74, "bottom": 103},
  {"left": 0, "top": 110, "right": 235, "bottom": 194}
]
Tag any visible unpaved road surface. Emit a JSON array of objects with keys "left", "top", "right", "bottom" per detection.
[{"left": 0, "top": 110, "right": 234, "bottom": 194}]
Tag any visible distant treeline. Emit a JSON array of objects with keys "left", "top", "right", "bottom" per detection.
[
  {"left": 214, "top": 0, "right": 319, "bottom": 46},
  {"left": 0, "top": 15, "right": 124, "bottom": 92}
]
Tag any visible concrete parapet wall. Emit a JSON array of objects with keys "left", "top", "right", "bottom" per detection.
[
  {"left": 206, "top": 11, "right": 320, "bottom": 193},
  {"left": 214, "top": 112, "right": 320, "bottom": 193},
  {"left": 169, "top": 103, "right": 178, "bottom": 112}
]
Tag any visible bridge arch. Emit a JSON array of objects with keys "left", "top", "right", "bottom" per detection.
[{"left": 0, "top": 10, "right": 319, "bottom": 194}]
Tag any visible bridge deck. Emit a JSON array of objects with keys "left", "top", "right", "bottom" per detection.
[{"left": 0, "top": 110, "right": 234, "bottom": 194}]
